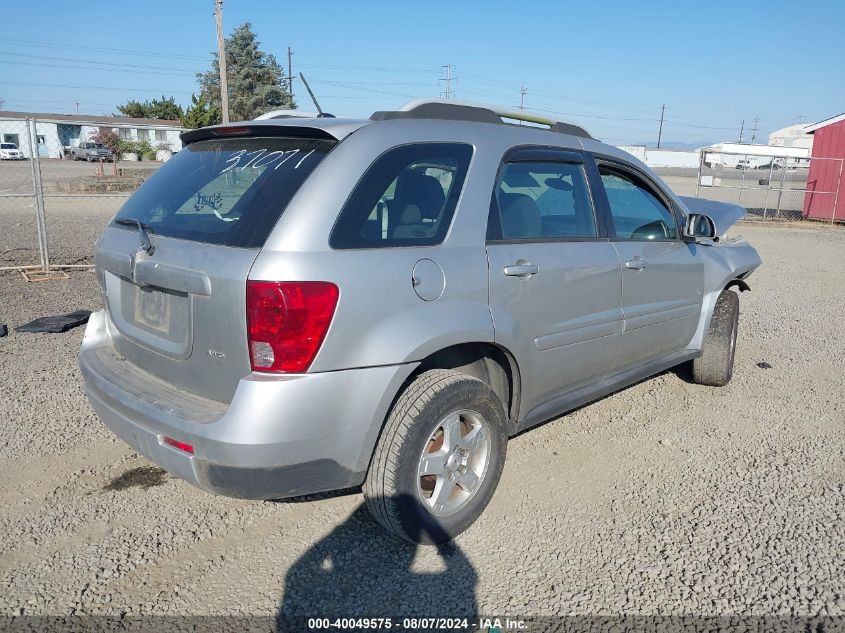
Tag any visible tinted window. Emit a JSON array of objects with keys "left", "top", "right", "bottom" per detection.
[
  {"left": 599, "top": 167, "right": 677, "bottom": 240},
  {"left": 112, "top": 137, "right": 333, "bottom": 248},
  {"left": 490, "top": 161, "right": 596, "bottom": 240},
  {"left": 330, "top": 143, "right": 473, "bottom": 249}
]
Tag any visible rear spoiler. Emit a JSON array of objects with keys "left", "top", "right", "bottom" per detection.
[
  {"left": 180, "top": 124, "right": 338, "bottom": 145},
  {"left": 678, "top": 196, "right": 747, "bottom": 235}
]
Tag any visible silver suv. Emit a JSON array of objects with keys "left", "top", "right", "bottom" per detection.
[{"left": 80, "top": 99, "right": 761, "bottom": 544}]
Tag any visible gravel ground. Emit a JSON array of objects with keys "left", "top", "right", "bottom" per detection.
[{"left": 0, "top": 222, "right": 843, "bottom": 627}]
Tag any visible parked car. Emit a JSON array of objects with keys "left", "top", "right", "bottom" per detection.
[
  {"left": 70, "top": 142, "right": 113, "bottom": 162},
  {"left": 79, "top": 99, "right": 761, "bottom": 544},
  {"left": 0, "top": 142, "right": 24, "bottom": 160},
  {"left": 735, "top": 159, "right": 753, "bottom": 170}
]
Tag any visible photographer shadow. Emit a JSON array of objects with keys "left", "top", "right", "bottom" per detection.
[{"left": 277, "top": 494, "right": 478, "bottom": 630}]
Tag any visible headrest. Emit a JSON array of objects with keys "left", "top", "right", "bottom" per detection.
[
  {"left": 500, "top": 193, "right": 541, "bottom": 238},
  {"left": 394, "top": 171, "right": 446, "bottom": 220}
]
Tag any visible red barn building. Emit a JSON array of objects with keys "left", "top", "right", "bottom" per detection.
[{"left": 803, "top": 113, "right": 845, "bottom": 222}]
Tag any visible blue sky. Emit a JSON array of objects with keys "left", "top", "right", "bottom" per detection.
[{"left": 0, "top": 0, "right": 842, "bottom": 146}]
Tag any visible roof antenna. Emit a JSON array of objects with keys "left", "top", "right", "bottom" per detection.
[{"left": 298, "top": 73, "right": 334, "bottom": 118}]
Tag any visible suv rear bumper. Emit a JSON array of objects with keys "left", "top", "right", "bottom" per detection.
[{"left": 80, "top": 311, "right": 417, "bottom": 499}]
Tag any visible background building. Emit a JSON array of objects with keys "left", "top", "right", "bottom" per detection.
[
  {"left": 768, "top": 123, "right": 814, "bottom": 151},
  {"left": 0, "top": 111, "right": 184, "bottom": 158}
]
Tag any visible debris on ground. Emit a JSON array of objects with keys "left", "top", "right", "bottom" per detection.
[
  {"left": 0, "top": 324, "right": 7, "bottom": 338},
  {"left": 103, "top": 466, "right": 168, "bottom": 492},
  {"left": 14, "top": 310, "right": 92, "bottom": 334}
]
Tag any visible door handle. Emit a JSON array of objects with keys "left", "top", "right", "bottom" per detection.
[
  {"left": 503, "top": 261, "right": 539, "bottom": 278},
  {"left": 625, "top": 256, "right": 648, "bottom": 271}
]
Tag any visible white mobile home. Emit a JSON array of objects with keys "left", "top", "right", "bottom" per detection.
[{"left": 0, "top": 110, "right": 184, "bottom": 158}]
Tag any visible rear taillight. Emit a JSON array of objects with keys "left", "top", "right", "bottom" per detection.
[{"left": 246, "top": 281, "right": 339, "bottom": 373}]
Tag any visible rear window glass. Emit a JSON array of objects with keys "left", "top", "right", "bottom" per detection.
[
  {"left": 330, "top": 143, "right": 473, "bottom": 249},
  {"left": 112, "top": 137, "right": 333, "bottom": 248}
]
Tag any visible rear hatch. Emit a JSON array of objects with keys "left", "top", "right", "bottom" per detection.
[{"left": 96, "top": 134, "right": 334, "bottom": 403}]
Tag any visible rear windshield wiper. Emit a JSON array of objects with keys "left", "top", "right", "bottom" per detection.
[{"left": 115, "top": 217, "right": 155, "bottom": 256}]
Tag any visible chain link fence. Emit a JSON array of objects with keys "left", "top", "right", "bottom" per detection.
[
  {"left": 0, "top": 116, "right": 163, "bottom": 280},
  {"left": 0, "top": 117, "right": 47, "bottom": 277},
  {"left": 694, "top": 150, "right": 843, "bottom": 221}
]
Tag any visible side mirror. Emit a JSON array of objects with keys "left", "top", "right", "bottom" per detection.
[{"left": 684, "top": 213, "right": 717, "bottom": 242}]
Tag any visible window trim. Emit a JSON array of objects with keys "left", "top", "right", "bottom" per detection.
[
  {"left": 329, "top": 141, "right": 474, "bottom": 251},
  {"left": 486, "top": 146, "right": 606, "bottom": 244},
  {"left": 590, "top": 154, "right": 683, "bottom": 242}
]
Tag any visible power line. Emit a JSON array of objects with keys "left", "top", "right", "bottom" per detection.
[
  {"left": 310, "top": 78, "right": 415, "bottom": 99},
  {"left": 1, "top": 59, "right": 196, "bottom": 78},
  {"left": 0, "top": 50, "right": 196, "bottom": 75},
  {"left": 0, "top": 80, "right": 194, "bottom": 95},
  {"left": 1, "top": 37, "right": 210, "bottom": 62},
  {"left": 299, "top": 63, "right": 439, "bottom": 74}
]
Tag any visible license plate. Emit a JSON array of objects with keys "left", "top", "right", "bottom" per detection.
[{"left": 135, "top": 287, "right": 171, "bottom": 333}]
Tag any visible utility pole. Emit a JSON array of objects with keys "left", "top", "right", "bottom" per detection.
[
  {"left": 287, "top": 46, "right": 294, "bottom": 101},
  {"left": 657, "top": 104, "right": 666, "bottom": 149},
  {"left": 439, "top": 64, "right": 455, "bottom": 99},
  {"left": 750, "top": 115, "right": 760, "bottom": 144},
  {"left": 215, "top": 0, "right": 230, "bottom": 123},
  {"left": 519, "top": 84, "right": 527, "bottom": 110},
  {"left": 738, "top": 119, "right": 745, "bottom": 143}
]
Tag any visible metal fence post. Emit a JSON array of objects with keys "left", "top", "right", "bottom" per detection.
[
  {"left": 774, "top": 161, "right": 787, "bottom": 219},
  {"left": 832, "top": 158, "right": 844, "bottom": 223},
  {"left": 26, "top": 117, "right": 50, "bottom": 272}
]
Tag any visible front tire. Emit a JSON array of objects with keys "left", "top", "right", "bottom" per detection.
[
  {"left": 693, "top": 289, "right": 740, "bottom": 386},
  {"left": 363, "top": 369, "right": 508, "bottom": 544}
]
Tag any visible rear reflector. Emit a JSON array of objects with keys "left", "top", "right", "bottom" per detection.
[
  {"left": 246, "top": 281, "right": 339, "bottom": 373},
  {"left": 163, "top": 436, "right": 195, "bottom": 454}
]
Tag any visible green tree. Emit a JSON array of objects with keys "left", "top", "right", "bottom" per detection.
[
  {"left": 115, "top": 96, "right": 183, "bottom": 120},
  {"left": 181, "top": 93, "right": 221, "bottom": 128},
  {"left": 197, "top": 22, "right": 294, "bottom": 122}
]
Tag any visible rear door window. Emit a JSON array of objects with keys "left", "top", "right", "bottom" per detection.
[
  {"left": 112, "top": 137, "right": 333, "bottom": 248},
  {"left": 490, "top": 160, "right": 597, "bottom": 240},
  {"left": 330, "top": 143, "right": 473, "bottom": 249}
]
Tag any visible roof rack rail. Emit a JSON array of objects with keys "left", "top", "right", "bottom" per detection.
[{"left": 370, "top": 98, "right": 592, "bottom": 139}]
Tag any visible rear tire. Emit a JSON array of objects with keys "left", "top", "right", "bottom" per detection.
[
  {"left": 693, "top": 289, "right": 739, "bottom": 386},
  {"left": 363, "top": 369, "right": 508, "bottom": 545}
]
